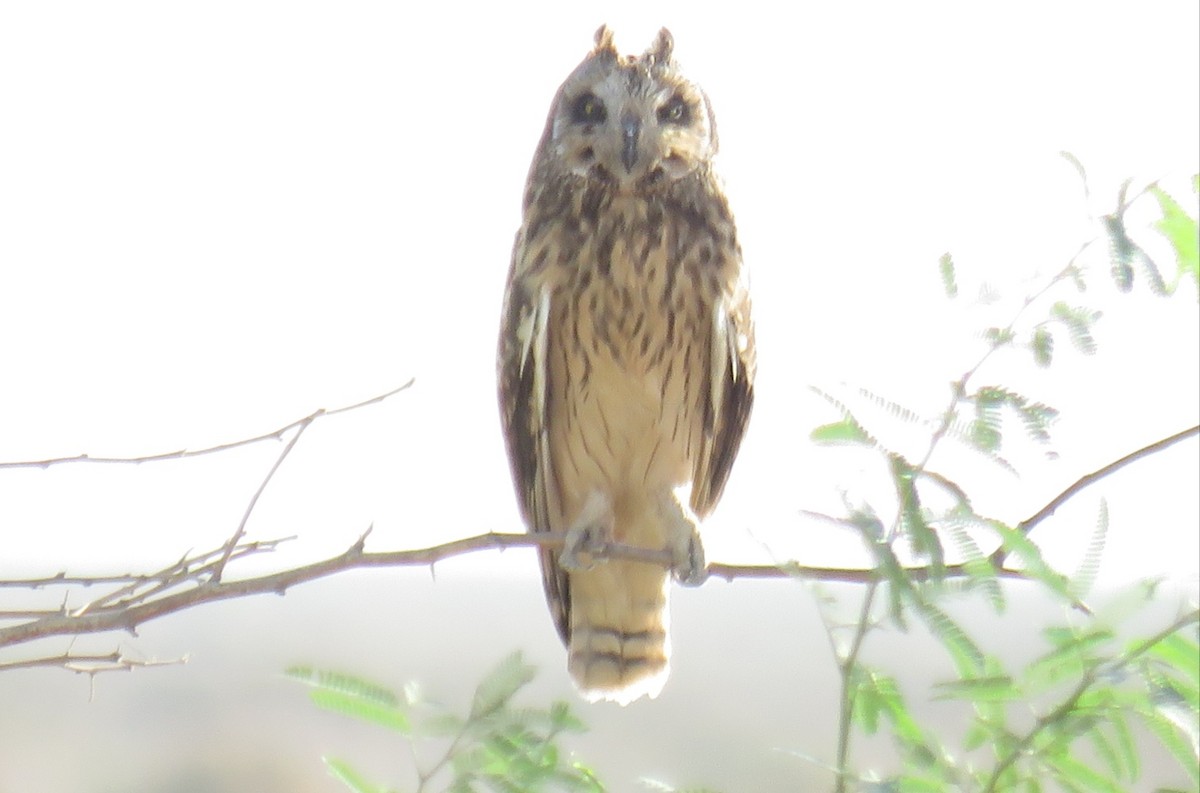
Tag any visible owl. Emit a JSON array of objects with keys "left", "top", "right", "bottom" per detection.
[{"left": 497, "top": 25, "right": 754, "bottom": 704}]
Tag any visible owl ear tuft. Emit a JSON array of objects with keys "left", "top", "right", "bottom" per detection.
[
  {"left": 647, "top": 28, "right": 674, "bottom": 65},
  {"left": 593, "top": 25, "right": 617, "bottom": 57}
]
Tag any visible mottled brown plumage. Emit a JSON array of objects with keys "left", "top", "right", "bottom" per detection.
[{"left": 497, "top": 25, "right": 754, "bottom": 703}]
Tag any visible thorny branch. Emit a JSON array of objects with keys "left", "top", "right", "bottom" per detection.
[
  {"left": 0, "top": 527, "right": 1038, "bottom": 651},
  {"left": 0, "top": 650, "right": 186, "bottom": 675},
  {"left": 0, "top": 381, "right": 1193, "bottom": 674}
]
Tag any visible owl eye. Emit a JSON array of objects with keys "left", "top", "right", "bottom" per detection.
[
  {"left": 657, "top": 94, "right": 691, "bottom": 125},
  {"left": 569, "top": 92, "right": 607, "bottom": 124}
]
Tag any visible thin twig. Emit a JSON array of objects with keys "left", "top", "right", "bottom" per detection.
[
  {"left": 982, "top": 607, "right": 1200, "bottom": 790},
  {"left": 0, "top": 650, "right": 187, "bottom": 674},
  {"left": 989, "top": 424, "right": 1199, "bottom": 567},
  {"left": 833, "top": 580, "right": 880, "bottom": 793},
  {"left": 75, "top": 538, "right": 291, "bottom": 615},
  {"left": 0, "top": 379, "right": 415, "bottom": 471},
  {"left": 212, "top": 415, "right": 315, "bottom": 581}
]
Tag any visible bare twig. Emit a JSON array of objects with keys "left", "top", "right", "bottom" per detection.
[
  {"left": 0, "top": 650, "right": 187, "bottom": 674},
  {"left": 989, "top": 424, "right": 1199, "bottom": 567},
  {"left": 212, "top": 415, "right": 312, "bottom": 581},
  {"left": 73, "top": 537, "right": 291, "bottom": 616},
  {"left": 0, "top": 379, "right": 415, "bottom": 471}
]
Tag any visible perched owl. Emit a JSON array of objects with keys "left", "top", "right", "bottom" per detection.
[{"left": 497, "top": 25, "right": 754, "bottom": 704}]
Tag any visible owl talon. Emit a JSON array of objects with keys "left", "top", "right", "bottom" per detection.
[
  {"left": 559, "top": 491, "right": 614, "bottom": 571},
  {"left": 669, "top": 529, "right": 707, "bottom": 586},
  {"left": 560, "top": 523, "right": 613, "bottom": 570}
]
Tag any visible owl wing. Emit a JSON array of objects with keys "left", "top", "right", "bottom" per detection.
[
  {"left": 497, "top": 246, "right": 570, "bottom": 643},
  {"left": 690, "top": 273, "right": 755, "bottom": 519}
]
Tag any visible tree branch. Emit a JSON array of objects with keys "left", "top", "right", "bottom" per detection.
[
  {"left": 982, "top": 606, "right": 1200, "bottom": 791},
  {"left": 989, "top": 424, "right": 1199, "bottom": 566},
  {"left": 0, "top": 650, "right": 187, "bottom": 675},
  {"left": 1, "top": 391, "right": 1192, "bottom": 679},
  {"left": 0, "top": 528, "right": 1034, "bottom": 652},
  {"left": 0, "top": 379, "right": 415, "bottom": 471}
]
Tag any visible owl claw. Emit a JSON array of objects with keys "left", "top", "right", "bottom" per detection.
[
  {"left": 560, "top": 522, "right": 614, "bottom": 571},
  {"left": 559, "top": 491, "right": 615, "bottom": 571},
  {"left": 658, "top": 491, "right": 706, "bottom": 585},
  {"left": 669, "top": 528, "right": 707, "bottom": 586}
]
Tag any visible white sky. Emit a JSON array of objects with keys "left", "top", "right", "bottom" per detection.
[{"left": 1, "top": 1, "right": 1197, "bottom": 593}]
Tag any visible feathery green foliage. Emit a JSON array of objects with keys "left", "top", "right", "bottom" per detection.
[
  {"left": 289, "top": 653, "right": 602, "bottom": 793},
  {"left": 1150, "top": 183, "right": 1200, "bottom": 296},
  {"left": 807, "top": 172, "right": 1198, "bottom": 792}
]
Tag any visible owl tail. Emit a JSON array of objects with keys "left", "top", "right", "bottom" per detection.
[{"left": 566, "top": 559, "right": 671, "bottom": 704}]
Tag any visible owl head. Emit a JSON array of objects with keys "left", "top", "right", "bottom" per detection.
[{"left": 537, "top": 25, "right": 718, "bottom": 194}]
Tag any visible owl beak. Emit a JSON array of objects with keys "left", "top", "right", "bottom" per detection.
[{"left": 620, "top": 118, "right": 641, "bottom": 173}]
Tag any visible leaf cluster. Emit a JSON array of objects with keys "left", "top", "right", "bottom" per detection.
[
  {"left": 287, "top": 652, "right": 602, "bottom": 793},
  {"left": 809, "top": 173, "right": 1199, "bottom": 791}
]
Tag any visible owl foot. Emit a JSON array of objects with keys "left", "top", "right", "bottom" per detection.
[
  {"left": 668, "top": 526, "right": 707, "bottom": 586},
  {"left": 559, "top": 491, "right": 615, "bottom": 571},
  {"left": 659, "top": 491, "right": 707, "bottom": 586}
]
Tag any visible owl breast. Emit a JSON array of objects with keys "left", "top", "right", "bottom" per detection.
[{"left": 537, "top": 188, "right": 732, "bottom": 539}]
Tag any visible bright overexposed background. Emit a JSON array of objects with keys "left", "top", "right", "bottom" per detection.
[{"left": 1, "top": 2, "right": 1196, "bottom": 791}]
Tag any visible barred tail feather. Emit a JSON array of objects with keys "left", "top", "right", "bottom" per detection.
[{"left": 566, "top": 560, "right": 671, "bottom": 704}]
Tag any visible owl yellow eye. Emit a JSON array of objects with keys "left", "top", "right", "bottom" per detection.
[
  {"left": 657, "top": 95, "right": 691, "bottom": 125},
  {"left": 569, "top": 92, "right": 607, "bottom": 124}
]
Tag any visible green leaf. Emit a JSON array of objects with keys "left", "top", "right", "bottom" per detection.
[
  {"left": 1069, "top": 498, "right": 1108, "bottom": 600},
  {"left": 286, "top": 668, "right": 409, "bottom": 733},
  {"left": 1109, "top": 710, "right": 1140, "bottom": 782},
  {"left": 1047, "top": 752, "right": 1124, "bottom": 793},
  {"left": 309, "top": 688, "right": 410, "bottom": 733},
  {"left": 1050, "top": 302, "right": 1100, "bottom": 355},
  {"left": 916, "top": 599, "right": 985, "bottom": 676},
  {"left": 1060, "top": 151, "right": 1090, "bottom": 197},
  {"left": 1150, "top": 184, "right": 1200, "bottom": 294},
  {"left": 1015, "top": 400, "right": 1058, "bottom": 445},
  {"left": 1146, "top": 631, "right": 1200, "bottom": 687},
  {"left": 968, "top": 419, "right": 1001, "bottom": 452},
  {"left": 286, "top": 667, "right": 400, "bottom": 708},
  {"left": 422, "top": 712, "right": 467, "bottom": 736},
  {"left": 853, "top": 671, "right": 934, "bottom": 759},
  {"left": 1031, "top": 326, "right": 1054, "bottom": 367},
  {"left": 934, "top": 676, "right": 1019, "bottom": 703},
  {"left": 890, "top": 455, "right": 944, "bottom": 575},
  {"left": 1104, "top": 214, "right": 1136, "bottom": 292},
  {"left": 852, "top": 668, "right": 883, "bottom": 735},
  {"left": 323, "top": 757, "right": 384, "bottom": 793},
  {"left": 549, "top": 700, "right": 588, "bottom": 733},
  {"left": 894, "top": 776, "right": 947, "bottom": 793},
  {"left": 811, "top": 418, "right": 870, "bottom": 445},
  {"left": 1135, "top": 704, "right": 1200, "bottom": 783},
  {"left": 470, "top": 651, "right": 536, "bottom": 720},
  {"left": 939, "top": 252, "right": 958, "bottom": 298},
  {"left": 990, "top": 521, "right": 1072, "bottom": 601},
  {"left": 869, "top": 539, "right": 911, "bottom": 628},
  {"left": 1026, "top": 636, "right": 1112, "bottom": 695},
  {"left": 857, "top": 387, "right": 931, "bottom": 429},
  {"left": 983, "top": 326, "right": 1017, "bottom": 346},
  {"left": 942, "top": 516, "right": 1004, "bottom": 612},
  {"left": 1087, "top": 724, "right": 1124, "bottom": 780}
]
